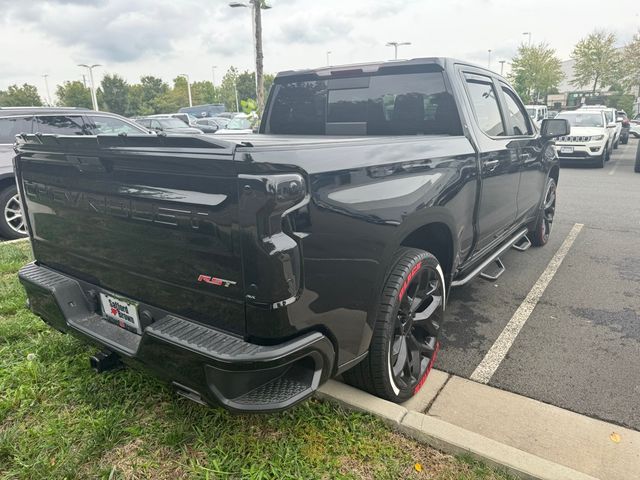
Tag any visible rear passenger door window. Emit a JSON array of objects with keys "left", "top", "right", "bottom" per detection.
[
  {"left": 0, "top": 116, "right": 34, "bottom": 143},
  {"left": 85, "top": 115, "right": 144, "bottom": 135},
  {"left": 500, "top": 86, "right": 533, "bottom": 136},
  {"left": 36, "top": 116, "right": 87, "bottom": 135},
  {"left": 464, "top": 75, "right": 505, "bottom": 137}
]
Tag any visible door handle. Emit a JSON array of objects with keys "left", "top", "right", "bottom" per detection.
[{"left": 483, "top": 159, "right": 500, "bottom": 171}]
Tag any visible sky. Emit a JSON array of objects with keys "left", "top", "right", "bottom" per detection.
[{"left": 1, "top": 0, "right": 639, "bottom": 102}]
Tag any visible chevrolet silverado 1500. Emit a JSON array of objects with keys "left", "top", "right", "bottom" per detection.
[{"left": 14, "top": 58, "right": 569, "bottom": 412}]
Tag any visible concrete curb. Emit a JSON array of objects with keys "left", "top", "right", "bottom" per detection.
[
  {"left": 0, "top": 238, "right": 29, "bottom": 246},
  {"left": 315, "top": 380, "right": 599, "bottom": 480}
]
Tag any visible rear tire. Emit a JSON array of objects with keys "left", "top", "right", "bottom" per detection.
[
  {"left": 635, "top": 142, "right": 640, "bottom": 173},
  {"left": 529, "top": 177, "right": 556, "bottom": 247},
  {"left": 0, "top": 185, "right": 28, "bottom": 240},
  {"left": 343, "top": 248, "right": 445, "bottom": 403}
]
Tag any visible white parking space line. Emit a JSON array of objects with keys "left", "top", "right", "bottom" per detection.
[{"left": 470, "top": 223, "right": 584, "bottom": 384}]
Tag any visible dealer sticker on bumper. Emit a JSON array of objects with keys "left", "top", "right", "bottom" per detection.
[{"left": 100, "top": 292, "right": 141, "bottom": 334}]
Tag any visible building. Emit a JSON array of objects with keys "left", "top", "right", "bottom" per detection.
[{"left": 548, "top": 53, "right": 639, "bottom": 115}]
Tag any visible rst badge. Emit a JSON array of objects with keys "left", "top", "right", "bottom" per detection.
[{"left": 197, "top": 274, "right": 237, "bottom": 288}]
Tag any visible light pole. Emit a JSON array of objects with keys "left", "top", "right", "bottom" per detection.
[
  {"left": 229, "top": 1, "right": 271, "bottom": 115},
  {"left": 78, "top": 64, "right": 101, "bottom": 110},
  {"left": 386, "top": 41, "right": 411, "bottom": 60},
  {"left": 179, "top": 74, "right": 193, "bottom": 107},
  {"left": 499, "top": 60, "right": 506, "bottom": 75},
  {"left": 326, "top": 50, "right": 332, "bottom": 66},
  {"left": 42, "top": 74, "right": 52, "bottom": 106},
  {"left": 523, "top": 31, "right": 532, "bottom": 46},
  {"left": 234, "top": 77, "right": 240, "bottom": 113},
  {"left": 211, "top": 66, "right": 218, "bottom": 86},
  {"left": 487, "top": 49, "right": 492, "bottom": 69}
]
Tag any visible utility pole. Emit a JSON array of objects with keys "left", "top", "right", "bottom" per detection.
[
  {"left": 487, "top": 49, "right": 492, "bottom": 69},
  {"left": 212, "top": 65, "right": 217, "bottom": 86},
  {"left": 386, "top": 41, "right": 411, "bottom": 60},
  {"left": 229, "top": 1, "right": 271, "bottom": 115},
  {"left": 78, "top": 64, "right": 101, "bottom": 110},
  {"left": 180, "top": 74, "right": 193, "bottom": 107},
  {"left": 499, "top": 60, "right": 506, "bottom": 75},
  {"left": 523, "top": 31, "right": 532, "bottom": 46},
  {"left": 326, "top": 51, "right": 332, "bottom": 66},
  {"left": 42, "top": 74, "right": 52, "bottom": 106}
]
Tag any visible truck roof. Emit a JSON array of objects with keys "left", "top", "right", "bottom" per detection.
[{"left": 274, "top": 57, "right": 496, "bottom": 80}]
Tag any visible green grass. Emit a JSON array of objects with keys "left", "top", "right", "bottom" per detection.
[{"left": 0, "top": 241, "right": 516, "bottom": 480}]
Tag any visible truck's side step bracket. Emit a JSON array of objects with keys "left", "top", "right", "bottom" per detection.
[
  {"left": 511, "top": 235, "right": 532, "bottom": 252},
  {"left": 479, "top": 258, "right": 505, "bottom": 282},
  {"left": 451, "top": 228, "right": 528, "bottom": 288}
]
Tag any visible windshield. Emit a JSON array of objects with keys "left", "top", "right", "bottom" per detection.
[
  {"left": 526, "top": 108, "right": 536, "bottom": 117},
  {"left": 158, "top": 118, "right": 190, "bottom": 128},
  {"left": 557, "top": 112, "right": 604, "bottom": 128},
  {"left": 226, "top": 117, "right": 252, "bottom": 130}
]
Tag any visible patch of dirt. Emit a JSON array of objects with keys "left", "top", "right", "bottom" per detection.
[{"left": 97, "top": 439, "right": 187, "bottom": 480}]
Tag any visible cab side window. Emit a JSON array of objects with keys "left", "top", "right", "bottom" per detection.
[
  {"left": 501, "top": 87, "right": 533, "bottom": 135},
  {"left": 464, "top": 75, "right": 505, "bottom": 137}
]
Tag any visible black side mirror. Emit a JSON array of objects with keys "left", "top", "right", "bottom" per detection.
[{"left": 541, "top": 118, "right": 570, "bottom": 138}]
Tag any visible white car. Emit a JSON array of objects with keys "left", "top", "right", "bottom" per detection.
[
  {"left": 213, "top": 114, "right": 254, "bottom": 135},
  {"left": 579, "top": 105, "right": 620, "bottom": 149},
  {"left": 554, "top": 110, "right": 611, "bottom": 168},
  {"left": 525, "top": 105, "right": 548, "bottom": 128}
]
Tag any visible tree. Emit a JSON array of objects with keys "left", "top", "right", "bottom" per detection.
[
  {"left": 56, "top": 81, "right": 92, "bottom": 108},
  {"left": 622, "top": 31, "right": 640, "bottom": 97},
  {"left": 136, "top": 76, "right": 170, "bottom": 115},
  {"left": 509, "top": 43, "right": 564, "bottom": 104},
  {"left": 219, "top": 67, "right": 240, "bottom": 111},
  {"left": 0, "top": 84, "right": 43, "bottom": 107},
  {"left": 571, "top": 31, "right": 621, "bottom": 94},
  {"left": 100, "top": 74, "right": 129, "bottom": 115},
  {"left": 191, "top": 80, "right": 218, "bottom": 105}
]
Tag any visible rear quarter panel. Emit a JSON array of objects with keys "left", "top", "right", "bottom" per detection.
[{"left": 243, "top": 136, "right": 477, "bottom": 366}]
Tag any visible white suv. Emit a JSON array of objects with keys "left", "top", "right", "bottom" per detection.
[
  {"left": 579, "top": 105, "right": 620, "bottom": 149},
  {"left": 554, "top": 110, "right": 610, "bottom": 168},
  {"left": 525, "top": 105, "right": 547, "bottom": 128}
]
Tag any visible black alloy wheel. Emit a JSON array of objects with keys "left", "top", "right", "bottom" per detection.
[
  {"left": 530, "top": 177, "right": 556, "bottom": 247},
  {"left": 343, "top": 248, "right": 444, "bottom": 402}
]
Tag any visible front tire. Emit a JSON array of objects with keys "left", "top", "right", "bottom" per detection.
[
  {"left": 0, "top": 185, "right": 28, "bottom": 240},
  {"left": 593, "top": 150, "right": 606, "bottom": 168},
  {"left": 529, "top": 177, "right": 556, "bottom": 247},
  {"left": 343, "top": 248, "right": 445, "bottom": 403}
]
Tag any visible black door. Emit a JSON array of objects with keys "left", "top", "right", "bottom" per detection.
[
  {"left": 497, "top": 83, "right": 546, "bottom": 222},
  {"left": 461, "top": 72, "right": 520, "bottom": 252}
]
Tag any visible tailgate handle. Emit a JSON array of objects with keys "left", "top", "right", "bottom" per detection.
[{"left": 67, "top": 155, "right": 107, "bottom": 173}]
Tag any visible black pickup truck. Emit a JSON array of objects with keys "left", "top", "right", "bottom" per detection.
[{"left": 14, "top": 58, "right": 569, "bottom": 412}]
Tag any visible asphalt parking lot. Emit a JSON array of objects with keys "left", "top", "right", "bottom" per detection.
[{"left": 439, "top": 138, "right": 640, "bottom": 431}]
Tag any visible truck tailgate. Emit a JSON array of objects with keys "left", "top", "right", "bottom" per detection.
[{"left": 15, "top": 135, "right": 247, "bottom": 335}]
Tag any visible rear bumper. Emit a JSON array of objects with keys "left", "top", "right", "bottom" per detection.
[{"left": 19, "top": 262, "right": 335, "bottom": 413}]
